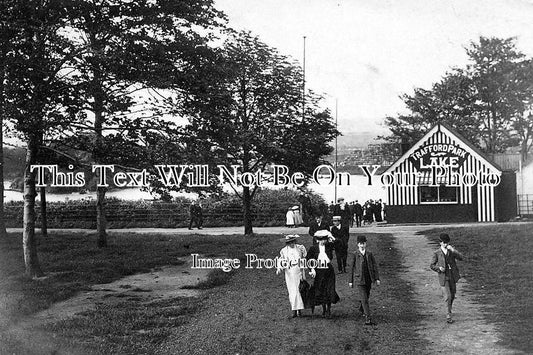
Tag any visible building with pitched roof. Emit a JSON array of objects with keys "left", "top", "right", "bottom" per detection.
[{"left": 381, "top": 123, "right": 516, "bottom": 223}]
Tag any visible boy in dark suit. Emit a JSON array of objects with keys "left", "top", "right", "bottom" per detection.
[
  {"left": 430, "top": 233, "right": 464, "bottom": 324},
  {"left": 349, "top": 235, "right": 380, "bottom": 325}
]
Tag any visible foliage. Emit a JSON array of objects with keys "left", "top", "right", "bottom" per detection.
[
  {"left": 178, "top": 30, "right": 338, "bottom": 234},
  {"left": 383, "top": 37, "right": 533, "bottom": 158},
  {"left": 3, "top": 188, "right": 326, "bottom": 228}
]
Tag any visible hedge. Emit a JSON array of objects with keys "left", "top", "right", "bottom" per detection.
[{"left": 4, "top": 189, "right": 326, "bottom": 229}]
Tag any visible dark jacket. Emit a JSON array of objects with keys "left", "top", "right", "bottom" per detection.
[
  {"left": 350, "top": 250, "right": 379, "bottom": 285},
  {"left": 330, "top": 224, "right": 349, "bottom": 248},
  {"left": 307, "top": 242, "right": 335, "bottom": 263},
  {"left": 309, "top": 221, "right": 329, "bottom": 244},
  {"left": 354, "top": 203, "right": 363, "bottom": 216},
  {"left": 189, "top": 204, "right": 202, "bottom": 217},
  {"left": 333, "top": 204, "right": 352, "bottom": 226},
  {"left": 430, "top": 248, "right": 463, "bottom": 286}
]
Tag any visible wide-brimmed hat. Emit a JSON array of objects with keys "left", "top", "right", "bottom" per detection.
[
  {"left": 337, "top": 197, "right": 344, "bottom": 202},
  {"left": 291, "top": 206, "right": 299, "bottom": 210},
  {"left": 314, "top": 230, "right": 332, "bottom": 240},
  {"left": 280, "top": 234, "right": 300, "bottom": 243},
  {"left": 332, "top": 215, "right": 341, "bottom": 221}
]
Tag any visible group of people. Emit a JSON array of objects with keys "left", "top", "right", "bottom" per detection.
[
  {"left": 277, "top": 226, "right": 380, "bottom": 325},
  {"left": 277, "top": 228, "right": 464, "bottom": 325},
  {"left": 327, "top": 197, "right": 386, "bottom": 228},
  {"left": 285, "top": 205, "right": 304, "bottom": 228}
]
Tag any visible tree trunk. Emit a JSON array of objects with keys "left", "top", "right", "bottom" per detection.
[
  {"left": 0, "top": 121, "right": 6, "bottom": 238},
  {"left": 521, "top": 129, "right": 530, "bottom": 162},
  {"left": 23, "top": 135, "right": 43, "bottom": 277},
  {"left": 0, "top": 66, "right": 7, "bottom": 238},
  {"left": 96, "top": 186, "right": 107, "bottom": 247},
  {"left": 93, "top": 71, "right": 107, "bottom": 247},
  {"left": 243, "top": 186, "right": 253, "bottom": 235},
  {"left": 39, "top": 187, "right": 47, "bottom": 237}
]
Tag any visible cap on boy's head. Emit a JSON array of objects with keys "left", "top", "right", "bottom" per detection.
[
  {"left": 332, "top": 216, "right": 341, "bottom": 221},
  {"left": 439, "top": 233, "right": 451, "bottom": 243},
  {"left": 357, "top": 235, "right": 367, "bottom": 244}
]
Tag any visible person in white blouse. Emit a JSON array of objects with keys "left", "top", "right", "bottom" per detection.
[{"left": 277, "top": 234, "right": 307, "bottom": 318}]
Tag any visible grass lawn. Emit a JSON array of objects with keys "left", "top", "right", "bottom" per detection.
[
  {"left": 0, "top": 230, "right": 428, "bottom": 354},
  {"left": 0, "top": 231, "right": 269, "bottom": 353},
  {"left": 422, "top": 223, "right": 533, "bottom": 353}
]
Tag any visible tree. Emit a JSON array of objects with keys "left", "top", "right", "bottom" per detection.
[
  {"left": 60, "top": 0, "right": 225, "bottom": 247},
  {"left": 4, "top": 0, "right": 80, "bottom": 277},
  {"left": 179, "top": 31, "right": 338, "bottom": 235},
  {"left": 383, "top": 70, "right": 479, "bottom": 146},
  {"left": 384, "top": 37, "right": 531, "bottom": 156},
  {"left": 466, "top": 37, "right": 526, "bottom": 153}
]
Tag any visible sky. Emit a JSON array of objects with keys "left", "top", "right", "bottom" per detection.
[{"left": 215, "top": 0, "right": 533, "bottom": 135}]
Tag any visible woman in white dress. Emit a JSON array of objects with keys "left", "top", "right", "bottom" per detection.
[
  {"left": 277, "top": 234, "right": 307, "bottom": 317},
  {"left": 286, "top": 207, "right": 295, "bottom": 228},
  {"left": 292, "top": 206, "right": 303, "bottom": 226}
]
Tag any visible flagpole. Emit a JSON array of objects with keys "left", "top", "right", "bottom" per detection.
[
  {"left": 302, "top": 36, "right": 306, "bottom": 121},
  {"left": 334, "top": 98, "right": 338, "bottom": 202}
]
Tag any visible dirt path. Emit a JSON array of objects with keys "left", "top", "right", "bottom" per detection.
[
  {"left": 1, "top": 256, "right": 210, "bottom": 355},
  {"left": 382, "top": 225, "right": 518, "bottom": 354}
]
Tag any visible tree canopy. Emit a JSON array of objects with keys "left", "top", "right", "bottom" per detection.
[
  {"left": 384, "top": 36, "right": 533, "bottom": 160},
  {"left": 178, "top": 31, "right": 338, "bottom": 234}
]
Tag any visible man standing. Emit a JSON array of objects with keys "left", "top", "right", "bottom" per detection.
[
  {"left": 349, "top": 235, "right": 380, "bottom": 325},
  {"left": 430, "top": 233, "right": 463, "bottom": 324},
  {"left": 309, "top": 214, "right": 329, "bottom": 245},
  {"left": 188, "top": 200, "right": 203, "bottom": 230},
  {"left": 333, "top": 197, "right": 352, "bottom": 231},
  {"left": 354, "top": 200, "right": 363, "bottom": 227},
  {"left": 331, "top": 216, "right": 349, "bottom": 273}
]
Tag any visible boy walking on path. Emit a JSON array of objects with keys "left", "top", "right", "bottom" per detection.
[
  {"left": 430, "top": 233, "right": 464, "bottom": 324},
  {"left": 349, "top": 235, "right": 380, "bottom": 325}
]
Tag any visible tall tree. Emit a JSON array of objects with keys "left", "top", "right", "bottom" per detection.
[
  {"left": 4, "top": 0, "right": 80, "bottom": 277},
  {"left": 180, "top": 31, "right": 338, "bottom": 235},
  {"left": 466, "top": 37, "right": 526, "bottom": 153},
  {"left": 383, "top": 70, "right": 480, "bottom": 145},
  {"left": 61, "top": 0, "right": 225, "bottom": 247},
  {"left": 0, "top": 0, "right": 21, "bottom": 238},
  {"left": 384, "top": 36, "right": 530, "bottom": 156}
]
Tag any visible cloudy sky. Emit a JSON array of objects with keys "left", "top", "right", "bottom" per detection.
[{"left": 215, "top": 0, "right": 533, "bottom": 135}]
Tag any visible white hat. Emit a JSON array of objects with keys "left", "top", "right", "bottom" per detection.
[
  {"left": 314, "top": 230, "right": 332, "bottom": 240},
  {"left": 280, "top": 234, "right": 300, "bottom": 243}
]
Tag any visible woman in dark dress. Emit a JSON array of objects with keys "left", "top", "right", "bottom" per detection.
[{"left": 307, "top": 230, "right": 340, "bottom": 318}]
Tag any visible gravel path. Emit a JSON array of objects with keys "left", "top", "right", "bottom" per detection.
[{"left": 383, "top": 225, "right": 519, "bottom": 354}]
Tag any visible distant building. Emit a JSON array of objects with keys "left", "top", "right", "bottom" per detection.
[{"left": 382, "top": 123, "right": 516, "bottom": 223}]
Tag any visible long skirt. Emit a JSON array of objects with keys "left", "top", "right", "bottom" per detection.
[
  {"left": 285, "top": 267, "right": 304, "bottom": 310},
  {"left": 310, "top": 264, "right": 340, "bottom": 306}
]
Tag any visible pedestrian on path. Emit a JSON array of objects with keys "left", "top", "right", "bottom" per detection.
[
  {"left": 188, "top": 200, "right": 203, "bottom": 230},
  {"left": 276, "top": 234, "right": 307, "bottom": 318},
  {"left": 307, "top": 230, "right": 340, "bottom": 318},
  {"left": 286, "top": 207, "right": 295, "bottom": 228},
  {"left": 430, "top": 233, "right": 464, "bottom": 324},
  {"left": 349, "top": 235, "right": 380, "bottom": 325},
  {"left": 331, "top": 216, "right": 349, "bottom": 273},
  {"left": 308, "top": 214, "right": 329, "bottom": 245}
]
